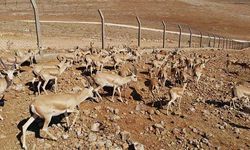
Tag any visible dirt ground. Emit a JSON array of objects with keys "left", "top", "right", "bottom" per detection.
[
  {"left": 0, "top": 0, "right": 250, "bottom": 150},
  {"left": 0, "top": 47, "right": 249, "bottom": 150}
]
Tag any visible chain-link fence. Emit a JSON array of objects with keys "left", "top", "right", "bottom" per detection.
[{"left": 0, "top": 0, "right": 249, "bottom": 51}]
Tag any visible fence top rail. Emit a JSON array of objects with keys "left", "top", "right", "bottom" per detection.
[{"left": 17, "top": 20, "right": 250, "bottom": 43}]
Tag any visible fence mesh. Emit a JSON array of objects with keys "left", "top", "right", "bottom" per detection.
[{"left": 0, "top": 0, "right": 248, "bottom": 51}]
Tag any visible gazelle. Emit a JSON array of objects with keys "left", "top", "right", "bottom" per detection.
[
  {"left": 158, "top": 66, "right": 168, "bottom": 86},
  {"left": 0, "top": 58, "right": 17, "bottom": 120},
  {"left": 21, "top": 86, "right": 95, "bottom": 150},
  {"left": 231, "top": 84, "right": 250, "bottom": 108},
  {"left": 149, "top": 77, "right": 160, "bottom": 97},
  {"left": 37, "top": 61, "right": 71, "bottom": 95},
  {"left": 6, "top": 50, "right": 34, "bottom": 65},
  {"left": 92, "top": 55, "right": 112, "bottom": 72},
  {"left": 193, "top": 62, "right": 205, "bottom": 84},
  {"left": 31, "top": 59, "right": 67, "bottom": 94},
  {"left": 92, "top": 70, "right": 137, "bottom": 102},
  {"left": 83, "top": 53, "right": 101, "bottom": 75},
  {"left": 165, "top": 82, "right": 188, "bottom": 115}
]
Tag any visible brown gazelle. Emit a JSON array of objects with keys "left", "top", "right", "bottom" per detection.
[
  {"left": 31, "top": 59, "right": 67, "bottom": 94},
  {"left": 93, "top": 70, "right": 137, "bottom": 102},
  {"left": 193, "top": 62, "right": 205, "bottom": 84},
  {"left": 165, "top": 82, "right": 188, "bottom": 115},
  {"left": 37, "top": 60, "right": 71, "bottom": 95},
  {"left": 231, "top": 84, "right": 250, "bottom": 108},
  {"left": 0, "top": 58, "right": 17, "bottom": 120},
  {"left": 21, "top": 86, "right": 95, "bottom": 150}
]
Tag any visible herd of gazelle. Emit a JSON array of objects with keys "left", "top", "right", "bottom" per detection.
[{"left": 0, "top": 45, "right": 249, "bottom": 149}]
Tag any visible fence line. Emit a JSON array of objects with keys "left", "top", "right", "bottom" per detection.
[
  {"left": 19, "top": 19, "right": 250, "bottom": 48},
  {"left": 1, "top": 0, "right": 250, "bottom": 51}
]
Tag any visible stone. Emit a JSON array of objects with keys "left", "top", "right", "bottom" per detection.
[
  {"left": 72, "top": 86, "right": 82, "bottom": 93},
  {"left": 44, "top": 143, "right": 52, "bottom": 149},
  {"left": 109, "top": 114, "right": 121, "bottom": 122},
  {"left": 147, "top": 109, "right": 155, "bottom": 115},
  {"left": 75, "top": 127, "right": 82, "bottom": 138},
  {"left": 94, "top": 106, "right": 102, "bottom": 111},
  {"left": 75, "top": 143, "right": 81, "bottom": 149},
  {"left": 172, "top": 128, "right": 181, "bottom": 135},
  {"left": 233, "top": 128, "right": 240, "bottom": 134},
  {"left": 131, "top": 142, "right": 145, "bottom": 150},
  {"left": 153, "top": 123, "right": 165, "bottom": 131},
  {"left": 62, "top": 134, "right": 69, "bottom": 140},
  {"left": 14, "top": 84, "right": 24, "bottom": 91},
  {"left": 90, "top": 112, "right": 98, "bottom": 119},
  {"left": 122, "top": 142, "right": 129, "bottom": 149},
  {"left": 114, "top": 108, "right": 119, "bottom": 114},
  {"left": 190, "top": 107, "right": 196, "bottom": 112},
  {"left": 88, "top": 132, "right": 97, "bottom": 142},
  {"left": 105, "top": 139, "right": 113, "bottom": 148},
  {"left": 83, "top": 110, "right": 91, "bottom": 116},
  {"left": 192, "top": 128, "right": 198, "bottom": 133},
  {"left": 120, "top": 131, "right": 131, "bottom": 141},
  {"left": 135, "top": 104, "right": 141, "bottom": 111},
  {"left": 91, "top": 122, "right": 101, "bottom": 132},
  {"left": 201, "top": 138, "right": 210, "bottom": 145}
]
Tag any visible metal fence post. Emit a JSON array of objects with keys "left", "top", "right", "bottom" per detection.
[
  {"left": 162, "top": 21, "right": 166, "bottom": 48},
  {"left": 178, "top": 24, "right": 182, "bottom": 48},
  {"left": 30, "top": 0, "right": 42, "bottom": 52},
  {"left": 213, "top": 34, "right": 216, "bottom": 48},
  {"left": 199, "top": 32, "right": 203, "bottom": 48},
  {"left": 222, "top": 37, "right": 225, "bottom": 49},
  {"left": 218, "top": 36, "right": 221, "bottom": 48},
  {"left": 188, "top": 27, "right": 192, "bottom": 48},
  {"left": 231, "top": 40, "right": 233, "bottom": 49},
  {"left": 136, "top": 16, "right": 141, "bottom": 47},
  {"left": 226, "top": 39, "right": 228, "bottom": 49},
  {"left": 208, "top": 34, "right": 211, "bottom": 47},
  {"left": 98, "top": 9, "right": 105, "bottom": 49}
]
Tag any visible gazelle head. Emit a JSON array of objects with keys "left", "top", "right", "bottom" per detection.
[
  {"left": 0, "top": 58, "right": 17, "bottom": 80},
  {"left": 82, "top": 85, "right": 94, "bottom": 99},
  {"left": 128, "top": 67, "right": 137, "bottom": 82}
]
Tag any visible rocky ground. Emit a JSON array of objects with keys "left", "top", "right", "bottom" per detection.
[
  {"left": 0, "top": 1, "right": 249, "bottom": 149},
  {"left": 0, "top": 47, "right": 249, "bottom": 150}
]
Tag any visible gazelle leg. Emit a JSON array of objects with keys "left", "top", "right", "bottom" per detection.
[
  {"left": 166, "top": 97, "right": 176, "bottom": 115},
  {"left": 111, "top": 86, "right": 117, "bottom": 102},
  {"left": 196, "top": 74, "right": 201, "bottom": 84},
  {"left": 178, "top": 97, "right": 182, "bottom": 113},
  {"left": 64, "top": 112, "right": 70, "bottom": 129},
  {"left": 231, "top": 97, "right": 237, "bottom": 109},
  {"left": 37, "top": 81, "right": 42, "bottom": 95},
  {"left": 117, "top": 87, "right": 123, "bottom": 102},
  {"left": 22, "top": 114, "right": 38, "bottom": 150},
  {"left": 100, "top": 64, "right": 103, "bottom": 71},
  {"left": 94, "top": 86, "right": 103, "bottom": 100},
  {"left": 31, "top": 77, "right": 36, "bottom": 90},
  {"left": 69, "top": 109, "right": 80, "bottom": 130},
  {"left": 90, "top": 65, "right": 93, "bottom": 75},
  {"left": 54, "top": 77, "right": 58, "bottom": 93},
  {"left": 42, "top": 79, "right": 49, "bottom": 95},
  {"left": 42, "top": 115, "right": 57, "bottom": 141}
]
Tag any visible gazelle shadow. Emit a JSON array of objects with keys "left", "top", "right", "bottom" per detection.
[{"left": 16, "top": 114, "right": 68, "bottom": 146}]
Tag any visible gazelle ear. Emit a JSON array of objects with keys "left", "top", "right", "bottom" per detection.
[
  {"left": 1, "top": 70, "right": 7, "bottom": 75},
  {"left": 80, "top": 79, "right": 88, "bottom": 88}
]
